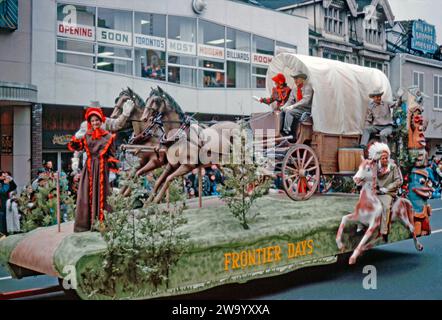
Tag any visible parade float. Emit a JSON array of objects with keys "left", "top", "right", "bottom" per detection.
[{"left": 0, "top": 54, "right": 432, "bottom": 300}]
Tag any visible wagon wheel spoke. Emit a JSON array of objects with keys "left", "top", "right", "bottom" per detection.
[
  {"left": 303, "top": 156, "right": 314, "bottom": 169},
  {"left": 304, "top": 166, "right": 318, "bottom": 172},
  {"left": 296, "top": 149, "right": 301, "bottom": 168},
  {"left": 288, "top": 178, "right": 300, "bottom": 192},
  {"left": 285, "top": 163, "right": 298, "bottom": 173},
  {"left": 301, "top": 150, "right": 308, "bottom": 167},
  {"left": 288, "top": 156, "right": 299, "bottom": 169}
]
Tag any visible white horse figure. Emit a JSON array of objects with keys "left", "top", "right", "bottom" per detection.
[{"left": 336, "top": 143, "right": 423, "bottom": 265}]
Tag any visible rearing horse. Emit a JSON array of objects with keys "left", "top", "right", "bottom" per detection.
[{"left": 336, "top": 152, "right": 423, "bottom": 265}]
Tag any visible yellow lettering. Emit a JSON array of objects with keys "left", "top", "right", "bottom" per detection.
[
  {"left": 307, "top": 240, "right": 314, "bottom": 255},
  {"left": 240, "top": 251, "right": 248, "bottom": 269},
  {"left": 232, "top": 253, "right": 240, "bottom": 269},
  {"left": 295, "top": 242, "right": 303, "bottom": 257},
  {"left": 224, "top": 253, "right": 232, "bottom": 271},
  {"left": 287, "top": 243, "right": 295, "bottom": 259},
  {"left": 274, "top": 245, "right": 282, "bottom": 262},
  {"left": 266, "top": 246, "right": 273, "bottom": 263},
  {"left": 248, "top": 250, "right": 256, "bottom": 265}
]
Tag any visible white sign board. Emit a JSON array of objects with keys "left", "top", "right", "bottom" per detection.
[
  {"left": 57, "top": 21, "right": 95, "bottom": 41},
  {"left": 252, "top": 53, "right": 273, "bottom": 66},
  {"left": 197, "top": 44, "right": 225, "bottom": 60},
  {"left": 226, "top": 49, "right": 250, "bottom": 63},
  {"left": 134, "top": 34, "right": 166, "bottom": 51},
  {"left": 97, "top": 27, "right": 132, "bottom": 46},
  {"left": 167, "top": 39, "right": 196, "bottom": 55}
]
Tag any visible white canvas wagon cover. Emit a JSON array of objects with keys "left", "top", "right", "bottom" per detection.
[{"left": 266, "top": 53, "right": 393, "bottom": 135}]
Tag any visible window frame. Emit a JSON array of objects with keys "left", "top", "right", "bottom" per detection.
[{"left": 434, "top": 74, "right": 442, "bottom": 110}]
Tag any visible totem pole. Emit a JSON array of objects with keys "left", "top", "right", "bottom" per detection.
[{"left": 406, "top": 88, "right": 433, "bottom": 236}]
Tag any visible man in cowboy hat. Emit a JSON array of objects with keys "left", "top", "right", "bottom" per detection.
[
  {"left": 360, "top": 89, "right": 398, "bottom": 148},
  {"left": 281, "top": 71, "right": 313, "bottom": 138}
]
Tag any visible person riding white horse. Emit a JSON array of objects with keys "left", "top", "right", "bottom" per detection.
[{"left": 336, "top": 142, "right": 423, "bottom": 265}]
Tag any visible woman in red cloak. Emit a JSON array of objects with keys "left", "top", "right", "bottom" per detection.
[{"left": 68, "top": 106, "right": 118, "bottom": 232}]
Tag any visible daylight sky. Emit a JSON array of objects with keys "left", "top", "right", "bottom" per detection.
[{"left": 388, "top": 0, "right": 442, "bottom": 43}]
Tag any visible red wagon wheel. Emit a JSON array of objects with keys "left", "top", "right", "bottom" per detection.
[{"left": 282, "top": 144, "right": 320, "bottom": 201}]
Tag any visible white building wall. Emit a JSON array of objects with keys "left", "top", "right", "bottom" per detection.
[{"left": 31, "top": 0, "right": 309, "bottom": 115}]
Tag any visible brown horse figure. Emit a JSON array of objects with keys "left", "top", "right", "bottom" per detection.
[{"left": 136, "top": 87, "right": 241, "bottom": 204}]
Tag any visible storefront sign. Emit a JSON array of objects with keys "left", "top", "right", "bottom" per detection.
[
  {"left": 252, "top": 53, "right": 273, "bottom": 66},
  {"left": 1, "top": 135, "right": 12, "bottom": 154},
  {"left": 411, "top": 20, "right": 438, "bottom": 54},
  {"left": 57, "top": 21, "right": 95, "bottom": 41},
  {"left": 198, "top": 44, "right": 225, "bottom": 59},
  {"left": 134, "top": 34, "right": 166, "bottom": 51},
  {"left": 167, "top": 39, "right": 196, "bottom": 55},
  {"left": 52, "top": 134, "right": 73, "bottom": 146},
  {"left": 275, "top": 45, "right": 297, "bottom": 56},
  {"left": 97, "top": 27, "right": 132, "bottom": 46},
  {"left": 226, "top": 49, "right": 250, "bottom": 63},
  {"left": 43, "top": 131, "right": 76, "bottom": 149}
]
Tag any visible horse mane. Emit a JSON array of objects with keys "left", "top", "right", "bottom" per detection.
[
  {"left": 156, "top": 86, "right": 186, "bottom": 121},
  {"left": 121, "top": 87, "right": 146, "bottom": 108}
]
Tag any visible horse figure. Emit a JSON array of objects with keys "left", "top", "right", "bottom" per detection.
[
  {"left": 335, "top": 153, "right": 423, "bottom": 265},
  {"left": 137, "top": 87, "right": 241, "bottom": 204},
  {"left": 110, "top": 87, "right": 147, "bottom": 136}
]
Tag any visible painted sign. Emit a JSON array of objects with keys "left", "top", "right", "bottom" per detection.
[
  {"left": 0, "top": 0, "right": 18, "bottom": 30},
  {"left": 411, "top": 20, "right": 438, "bottom": 54},
  {"left": 134, "top": 34, "right": 166, "bottom": 51},
  {"left": 167, "top": 39, "right": 196, "bottom": 55},
  {"left": 57, "top": 21, "right": 95, "bottom": 41},
  {"left": 97, "top": 27, "right": 132, "bottom": 46},
  {"left": 252, "top": 53, "right": 273, "bottom": 66},
  {"left": 226, "top": 49, "right": 250, "bottom": 63},
  {"left": 275, "top": 45, "right": 297, "bottom": 56},
  {"left": 198, "top": 44, "right": 225, "bottom": 59}
]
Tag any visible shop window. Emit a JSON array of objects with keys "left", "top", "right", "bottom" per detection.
[
  {"left": 227, "top": 61, "right": 250, "bottom": 88},
  {"left": 413, "top": 71, "right": 425, "bottom": 93},
  {"left": 252, "top": 35, "right": 273, "bottom": 89},
  {"left": 434, "top": 75, "right": 442, "bottom": 110},
  {"left": 134, "top": 12, "right": 166, "bottom": 81},
  {"left": 134, "top": 12, "right": 166, "bottom": 37},
  {"left": 168, "top": 66, "right": 197, "bottom": 87},
  {"left": 0, "top": 108, "right": 13, "bottom": 174},
  {"left": 198, "top": 59, "right": 225, "bottom": 88},
  {"left": 252, "top": 35, "right": 274, "bottom": 56},
  {"left": 324, "top": 7, "right": 344, "bottom": 36},
  {"left": 227, "top": 28, "right": 250, "bottom": 52},
  {"left": 135, "top": 49, "right": 166, "bottom": 81},
  {"left": 198, "top": 20, "right": 225, "bottom": 47},
  {"left": 168, "top": 15, "right": 196, "bottom": 43},
  {"left": 97, "top": 8, "right": 133, "bottom": 47},
  {"left": 275, "top": 41, "right": 297, "bottom": 55},
  {"left": 57, "top": 39, "right": 95, "bottom": 68},
  {"left": 252, "top": 66, "right": 267, "bottom": 89},
  {"left": 57, "top": 3, "right": 96, "bottom": 42},
  {"left": 226, "top": 28, "right": 251, "bottom": 88},
  {"left": 97, "top": 44, "right": 132, "bottom": 75},
  {"left": 97, "top": 8, "right": 132, "bottom": 32}
]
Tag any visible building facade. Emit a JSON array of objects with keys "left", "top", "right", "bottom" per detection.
[
  {"left": 0, "top": 0, "right": 309, "bottom": 188},
  {"left": 0, "top": 0, "right": 36, "bottom": 189},
  {"left": 270, "top": 0, "right": 394, "bottom": 75},
  {"left": 387, "top": 19, "right": 442, "bottom": 156}
]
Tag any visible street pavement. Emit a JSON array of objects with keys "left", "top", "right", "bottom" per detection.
[{"left": 1, "top": 199, "right": 441, "bottom": 300}]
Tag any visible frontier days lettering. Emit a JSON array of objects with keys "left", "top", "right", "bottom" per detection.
[{"left": 223, "top": 240, "right": 314, "bottom": 271}]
